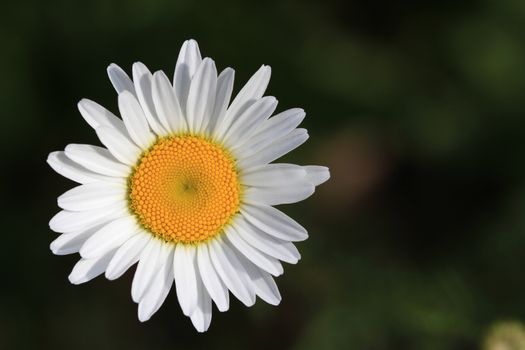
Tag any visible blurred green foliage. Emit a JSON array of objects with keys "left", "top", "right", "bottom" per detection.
[{"left": 1, "top": 0, "right": 525, "bottom": 349}]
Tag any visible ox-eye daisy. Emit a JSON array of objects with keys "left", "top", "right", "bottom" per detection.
[{"left": 47, "top": 39, "right": 330, "bottom": 332}]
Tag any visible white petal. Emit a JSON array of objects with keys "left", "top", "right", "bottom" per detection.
[
  {"left": 186, "top": 58, "right": 217, "bottom": 134},
  {"left": 132, "top": 62, "right": 166, "bottom": 136},
  {"left": 118, "top": 91, "right": 156, "bottom": 149},
  {"left": 233, "top": 218, "right": 300, "bottom": 264},
  {"left": 106, "top": 232, "right": 151, "bottom": 280},
  {"left": 57, "top": 182, "right": 126, "bottom": 211},
  {"left": 138, "top": 246, "right": 174, "bottom": 322},
  {"left": 131, "top": 238, "right": 168, "bottom": 303},
  {"left": 222, "top": 96, "right": 277, "bottom": 147},
  {"left": 49, "top": 203, "right": 127, "bottom": 234},
  {"left": 78, "top": 100, "right": 136, "bottom": 154},
  {"left": 77, "top": 98, "right": 123, "bottom": 130},
  {"left": 174, "top": 244, "right": 198, "bottom": 316},
  {"left": 215, "top": 65, "right": 271, "bottom": 139},
  {"left": 173, "top": 39, "right": 202, "bottom": 112},
  {"left": 304, "top": 165, "right": 330, "bottom": 186},
  {"left": 232, "top": 108, "right": 305, "bottom": 157},
  {"left": 50, "top": 225, "right": 101, "bottom": 256},
  {"left": 224, "top": 225, "right": 283, "bottom": 276},
  {"left": 68, "top": 249, "right": 116, "bottom": 285},
  {"left": 237, "top": 128, "right": 309, "bottom": 169},
  {"left": 107, "top": 63, "right": 135, "bottom": 95},
  {"left": 243, "top": 182, "right": 314, "bottom": 206},
  {"left": 241, "top": 204, "right": 308, "bottom": 242},
  {"left": 47, "top": 151, "right": 115, "bottom": 184},
  {"left": 80, "top": 216, "right": 139, "bottom": 259},
  {"left": 152, "top": 70, "right": 185, "bottom": 133},
  {"left": 189, "top": 269, "right": 212, "bottom": 333},
  {"left": 241, "top": 163, "right": 307, "bottom": 188},
  {"left": 197, "top": 244, "right": 229, "bottom": 312},
  {"left": 95, "top": 126, "right": 141, "bottom": 165},
  {"left": 207, "top": 68, "right": 234, "bottom": 135},
  {"left": 239, "top": 255, "right": 281, "bottom": 305},
  {"left": 64, "top": 144, "right": 131, "bottom": 177},
  {"left": 208, "top": 237, "right": 255, "bottom": 306}
]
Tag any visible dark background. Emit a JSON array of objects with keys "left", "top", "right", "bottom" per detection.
[{"left": 1, "top": 0, "right": 525, "bottom": 349}]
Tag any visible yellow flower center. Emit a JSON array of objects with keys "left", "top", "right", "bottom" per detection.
[{"left": 128, "top": 135, "right": 241, "bottom": 244}]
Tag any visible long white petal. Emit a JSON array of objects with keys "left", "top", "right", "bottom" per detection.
[
  {"left": 80, "top": 216, "right": 139, "bottom": 259},
  {"left": 131, "top": 238, "right": 167, "bottom": 302},
  {"left": 189, "top": 269, "right": 212, "bottom": 333},
  {"left": 224, "top": 226, "right": 283, "bottom": 276},
  {"left": 241, "top": 258, "right": 281, "bottom": 306},
  {"left": 208, "top": 237, "right": 255, "bottom": 306},
  {"left": 118, "top": 90, "right": 156, "bottom": 149},
  {"left": 304, "top": 165, "right": 330, "bottom": 186},
  {"left": 78, "top": 100, "right": 138, "bottom": 157},
  {"left": 57, "top": 182, "right": 126, "bottom": 212},
  {"left": 138, "top": 246, "right": 174, "bottom": 322},
  {"left": 233, "top": 108, "right": 305, "bottom": 155},
  {"left": 64, "top": 144, "right": 131, "bottom": 177},
  {"left": 186, "top": 57, "right": 217, "bottom": 134},
  {"left": 95, "top": 126, "right": 141, "bottom": 166},
  {"left": 173, "top": 39, "right": 202, "bottom": 112},
  {"left": 49, "top": 203, "right": 127, "bottom": 234},
  {"left": 241, "top": 163, "right": 307, "bottom": 188},
  {"left": 68, "top": 249, "right": 116, "bottom": 285},
  {"left": 197, "top": 244, "right": 229, "bottom": 312},
  {"left": 50, "top": 225, "right": 101, "bottom": 256},
  {"left": 77, "top": 98, "right": 123, "bottom": 130},
  {"left": 237, "top": 128, "right": 308, "bottom": 169},
  {"left": 132, "top": 62, "right": 166, "bottom": 136},
  {"left": 233, "top": 217, "right": 300, "bottom": 264},
  {"left": 174, "top": 244, "right": 198, "bottom": 316},
  {"left": 106, "top": 233, "right": 151, "bottom": 280},
  {"left": 207, "top": 68, "right": 234, "bottom": 135},
  {"left": 215, "top": 65, "right": 271, "bottom": 139},
  {"left": 243, "top": 182, "right": 314, "bottom": 206},
  {"left": 241, "top": 204, "right": 308, "bottom": 242},
  {"left": 152, "top": 70, "right": 185, "bottom": 133},
  {"left": 222, "top": 96, "right": 277, "bottom": 147},
  {"left": 47, "top": 151, "right": 116, "bottom": 184},
  {"left": 107, "top": 63, "right": 135, "bottom": 95}
]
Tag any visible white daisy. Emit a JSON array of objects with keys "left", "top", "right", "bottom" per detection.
[{"left": 47, "top": 39, "right": 330, "bottom": 332}]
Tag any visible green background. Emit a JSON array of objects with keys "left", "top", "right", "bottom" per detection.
[{"left": 1, "top": 0, "right": 525, "bottom": 349}]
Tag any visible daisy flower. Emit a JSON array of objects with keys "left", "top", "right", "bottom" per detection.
[{"left": 47, "top": 39, "right": 330, "bottom": 332}]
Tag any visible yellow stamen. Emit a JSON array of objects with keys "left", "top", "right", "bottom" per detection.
[{"left": 128, "top": 135, "right": 241, "bottom": 244}]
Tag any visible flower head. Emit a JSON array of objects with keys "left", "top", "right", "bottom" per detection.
[{"left": 48, "top": 39, "right": 330, "bottom": 332}]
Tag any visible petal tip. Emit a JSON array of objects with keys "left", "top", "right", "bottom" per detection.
[
  {"left": 106, "top": 63, "right": 120, "bottom": 73},
  {"left": 216, "top": 304, "right": 229, "bottom": 312},
  {"left": 46, "top": 151, "right": 59, "bottom": 166},
  {"left": 190, "top": 316, "right": 210, "bottom": 333},
  {"left": 104, "top": 270, "right": 116, "bottom": 281},
  {"left": 137, "top": 307, "right": 151, "bottom": 323},
  {"left": 68, "top": 273, "right": 82, "bottom": 285},
  {"left": 49, "top": 240, "right": 58, "bottom": 254}
]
